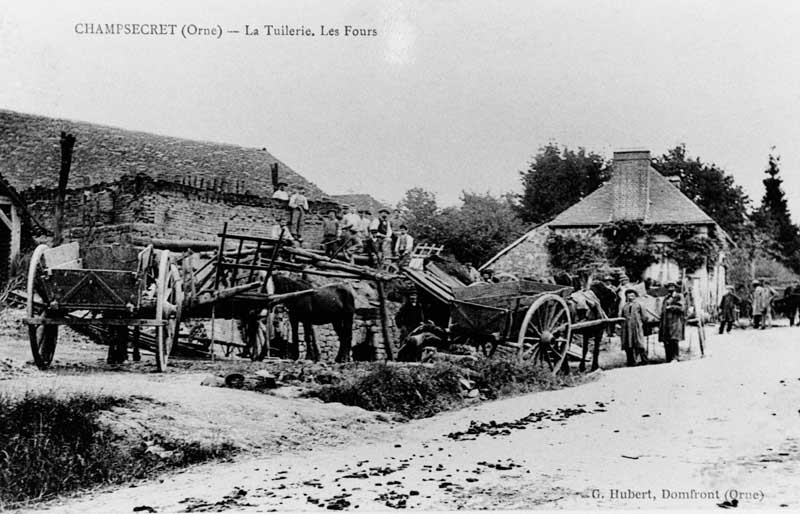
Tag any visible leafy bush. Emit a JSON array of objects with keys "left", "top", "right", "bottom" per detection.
[
  {"left": 313, "top": 363, "right": 464, "bottom": 419},
  {"left": 0, "top": 392, "right": 234, "bottom": 507},
  {"left": 311, "top": 358, "right": 585, "bottom": 419}
]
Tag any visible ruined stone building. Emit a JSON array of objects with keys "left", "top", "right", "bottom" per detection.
[{"left": 0, "top": 109, "right": 338, "bottom": 248}]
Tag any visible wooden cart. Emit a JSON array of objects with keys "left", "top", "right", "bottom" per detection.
[
  {"left": 450, "top": 279, "right": 619, "bottom": 374},
  {"left": 24, "top": 242, "right": 183, "bottom": 371}
]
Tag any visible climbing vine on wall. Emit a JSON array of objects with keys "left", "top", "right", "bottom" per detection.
[
  {"left": 545, "top": 232, "right": 606, "bottom": 275},
  {"left": 601, "top": 221, "right": 721, "bottom": 279}
]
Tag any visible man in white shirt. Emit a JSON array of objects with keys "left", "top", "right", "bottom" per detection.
[
  {"left": 394, "top": 224, "right": 414, "bottom": 260},
  {"left": 341, "top": 204, "right": 361, "bottom": 231},
  {"left": 271, "top": 181, "right": 289, "bottom": 201},
  {"left": 369, "top": 208, "right": 393, "bottom": 262},
  {"left": 269, "top": 219, "right": 294, "bottom": 246},
  {"left": 288, "top": 187, "right": 309, "bottom": 241}
]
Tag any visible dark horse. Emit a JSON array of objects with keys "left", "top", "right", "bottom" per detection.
[
  {"left": 554, "top": 273, "right": 619, "bottom": 372},
  {"left": 269, "top": 274, "right": 355, "bottom": 362}
]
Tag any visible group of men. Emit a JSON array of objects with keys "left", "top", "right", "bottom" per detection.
[
  {"left": 716, "top": 279, "right": 800, "bottom": 333},
  {"left": 618, "top": 281, "right": 685, "bottom": 367},
  {"left": 321, "top": 205, "right": 415, "bottom": 263},
  {"left": 270, "top": 183, "right": 415, "bottom": 263}
]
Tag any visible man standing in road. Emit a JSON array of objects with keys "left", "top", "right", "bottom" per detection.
[
  {"left": 659, "top": 282, "right": 685, "bottom": 362},
  {"left": 752, "top": 279, "right": 773, "bottom": 330},
  {"left": 718, "top": 285, "right": 740, "bottom": 334},
  {"left": 785, "top": 281, "right": 800, "bottom": 327},
  {"left": 620, "top": 288, "right": 648, "bottom": 366}
]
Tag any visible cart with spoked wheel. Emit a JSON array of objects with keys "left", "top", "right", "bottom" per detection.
[
  {"left": 24, "top": 241, "right": 183, "bottom": 371},
  {"left": 450, "top": 279, "right": 608, "bottom": 375}
]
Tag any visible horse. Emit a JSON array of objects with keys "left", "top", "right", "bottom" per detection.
[
  {"left": 268, "top": 273, "right": 356, "bottom": 362},
  {"left": 554, "top": 272, "right": 619, "bottom": 372}
]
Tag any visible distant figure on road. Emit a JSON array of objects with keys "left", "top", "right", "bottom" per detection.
[
  {"left": 784, "top": 281, "right": 800, "bottom": 327},
  {"left": 619, "top": 288, "right": 648, "bottom": 366},
  {"left": 752, "top": 280, "right": 774, "bottom": 329},
  {"left": 718, "top": 285, "right": 740, "bottom": 334},
  {"left": 659, "top": 282, "right": 685, "bottom": 363}
]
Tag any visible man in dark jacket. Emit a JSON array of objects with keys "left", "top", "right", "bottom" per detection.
[
  {"left": 785, "top": 281, "right": 800, "bottom": 327},
  {"left": 718, "top": 285, "right": 740, "bottom": 334},
  {"left": 659, "top": 282, "right": 685, "bottom": 362}
]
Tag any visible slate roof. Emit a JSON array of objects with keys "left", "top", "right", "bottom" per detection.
[
  {"left": 0, "top": 109, "right": 327, "bottom": 198},
  {"left": 549, "top": 151, "right": 715, "bottom": 227}
]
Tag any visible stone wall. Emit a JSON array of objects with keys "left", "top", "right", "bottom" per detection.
[
  {"left": 489, "top": 224, "right": 553, "bottom": 278},
  {"left": 23, "top": 174, "right": 340, "bottom": 249}
]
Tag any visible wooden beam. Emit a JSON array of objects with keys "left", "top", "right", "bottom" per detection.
[{"left": 0, "top": 209, "right": 11, "bottom": 230}]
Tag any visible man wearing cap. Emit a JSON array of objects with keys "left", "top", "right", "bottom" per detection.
[
  {"left": 271, "top": 181, "right": 289, "bottom": 201},
  {"left": 341, "top": 204, "right": 361, "bottom": 231},
  {"left": 619, "top": 288, "right": 648, "bottom": 366},
  {"left": 288, "top": 186, "right": 309, "bottom": 241},
  {"left": 718, "top": 285, "right": 740, "bottom": 334},
  {"left": 369, "top": 208, "right": 393, "bottom": 261},
  {"left": 321, "top": 209, "right": 340, "bottom": 257},
  {"left": 339, "top": 223, "right": 363, "bottom": 263},
  {"left": 394, "top": 224, "right": 414, "bottom": 261},
  {"left": 659, "top": 282, "right": 685, "bottom": 362}
]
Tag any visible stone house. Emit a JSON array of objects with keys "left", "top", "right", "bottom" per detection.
[{"left": 482, "top": 150, "right": 730, "bottom": 314}]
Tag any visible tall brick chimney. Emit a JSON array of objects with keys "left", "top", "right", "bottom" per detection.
[{"left": 611, "top": 150, "right": 651, "bottom": 222}]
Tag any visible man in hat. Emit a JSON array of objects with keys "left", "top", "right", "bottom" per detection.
[
  {"left": 394, "top": 224, "right": 414, "bottom": 262},
  {"left": 480, "top": 268, "right": 498, "bottom": 283},
  {"left": 752, "top": 279, "right": 772, "bottom": 329},
  {"left": 620, "top": 288, "right": 648, "bottom": 366},
  {"left": 718, "top": 285, "right": 740, "bottom": 334},
  {"left": 321, "top": 208, "right": 340, "bottom": 257},
  {"left": 339, "top": 223, "right": 363, "bottom": 263},
  {"left": 271, "top": 181, "right": 289, "bottom": 201},
  {"left": 659, "top": 282, "right": 685, "bottom": 362},
  {"left": 288, "top": 186, "right": 309, "bottom": 240},
  {"left": 341, "top": 204, "right": 361, "bottom": 231},
  {"left": 369, "top": 208, "right": 393, "bottom": 262},
  {"left": 785, "top": 280, "right": 800, "bottom": 327}
]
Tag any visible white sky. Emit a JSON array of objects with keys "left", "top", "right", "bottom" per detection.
[{"left": 2, "top": 0, "right": 800, "bottom": 217}]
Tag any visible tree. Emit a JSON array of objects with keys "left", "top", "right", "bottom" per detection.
[
  {"left": 751, "top": 151, "right": 800, "bottom": 271},
  {"left": 518, "top": 143, "right": 610, "bottom": 224},
  {"left": 397, "top": 189, "right": 525, "bottom": 266},
  {"left": 653, "top": 144, "right": 750, "bottom": 239},
  {"left": 398, "top": 187, "right": 445, "bottom": 243},
  {"left": 439, "top": 192, "right": 526, "bottom": 266}
]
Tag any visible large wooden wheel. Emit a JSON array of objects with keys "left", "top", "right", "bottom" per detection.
[
  {"left": 27, "top": 244, "right": 59, "bottom": 369},
  {"left": 517, "top": 293, "right": 572, "bottom": 375},
  {"left": 155, "top": 251, "right": 183, "bottom": 372}
]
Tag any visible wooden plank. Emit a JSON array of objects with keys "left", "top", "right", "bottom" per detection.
[
  {"left": 0, "top": 209, "right": 11, "bottom": 230},
  {"left": 376, "top": 281, "right": 393, "bottom": 361},
  {"left": 43, "top": 242, "right": 80, "bottom": 269},
  {"left": 26, "top": 317, "right": 167, "bottom": 326}
]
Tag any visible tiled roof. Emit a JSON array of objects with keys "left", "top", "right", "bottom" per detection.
[
  {"left": 549, "top": 152, "right": 714, "bottom": 227},
  {"left": 330, "top": 194, "right": 391, "bottom": 214},
  {"left": 0, "top": 109, "right": 326, "bottom": 199}
]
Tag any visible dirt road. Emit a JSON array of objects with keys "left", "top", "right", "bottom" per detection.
[{"left": 24, "top": 324, "right": 798, "bottom": 512}]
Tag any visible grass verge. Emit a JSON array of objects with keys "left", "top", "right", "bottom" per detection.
[
  {"left": 310, "top": 358, "right": 591, "bottom": 419},
  {"left": 0, "top": 391, "right": 235, "bottom": 509}
]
